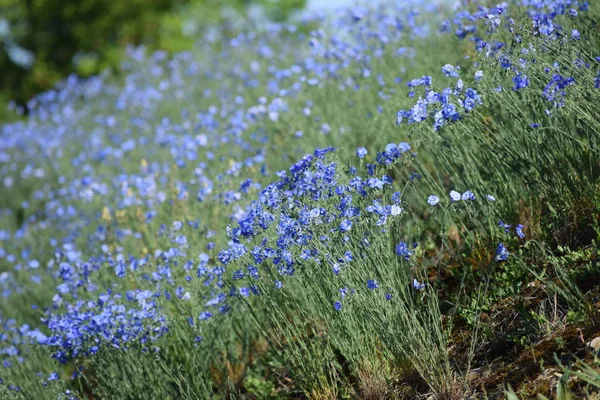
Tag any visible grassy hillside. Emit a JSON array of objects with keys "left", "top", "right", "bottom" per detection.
[{"left": 1, "top": 1, "right": 600, "bottom": 398}]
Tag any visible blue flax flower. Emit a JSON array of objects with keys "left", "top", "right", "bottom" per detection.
[
  {"left": 396, "top": 241, "right": 413, "bottom": 260},
  {"left": 495, "top": 243, "right": 510, "bottom": 262},
  {"left": 367, "top": 280, "right": 379, "bottom": 290},
  {"left": 412, "top": 279, "right": 426, "bottom": 290},
  {"left": 516, "top": 224, "right": 525, "bottom": 239},
  {"left": 427, "top": 195, "right": 440, "bottom": 206},
  {"left": 450, "top": 190, "right": 461, "bottom": 202},
  {"left": 340, "top": 219, "right": 353, "bottom": 232}
]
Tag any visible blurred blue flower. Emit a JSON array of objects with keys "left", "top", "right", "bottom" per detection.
[
  {"left": 340, "top": 219, "right": 353, "bottom": 232},
  {"left": 412, "top": 279, "right": 425, "bottom": 290},
  {"left": 427, "top": 195, "right": 440, "bottom": 206},
  {"left": 495, "top": 243, "right": 510, "bottom": 262},
  {"left": 461, "top": 190, "right": 475, "bottom": 201},
  {"left": 367, "top": 280, "right": 379, "bottom": 290},
  {"left": 516, "top": 224, "right": 525, "bottom": 239},
  {"left": 396, "top": 241, "right": 413, "bottom": 260}
]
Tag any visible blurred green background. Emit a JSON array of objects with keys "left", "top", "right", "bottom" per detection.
[{"left": 0, "top": 0, "right": 306, "bottom": 117}]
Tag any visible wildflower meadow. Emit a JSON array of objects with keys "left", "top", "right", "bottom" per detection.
[{"left": 2, "top": 0, "right": 600, "bottom": 398}]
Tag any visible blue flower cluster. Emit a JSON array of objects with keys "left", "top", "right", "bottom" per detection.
[
  {"left": 396, "top": 74, "right": 483, "bottom": 131},
  {"left": 207, "top": 144, "right": 413, "bottom": 316},
  {"left": 397, "top": 0, "right": 593, "bottom": 131},
  {"left": 44, "top": 290, "right": 168, "bottom": 363}
]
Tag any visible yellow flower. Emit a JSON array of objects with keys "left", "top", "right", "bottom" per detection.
[{"left": 101, "top": 206, "right": 112, "bottom": 221}]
